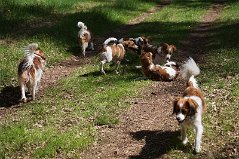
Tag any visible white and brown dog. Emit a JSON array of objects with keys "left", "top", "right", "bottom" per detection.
[
  {"left": 100, "top": 37, "right": 138, "bottom": 74},
  {"left": 142, "top": 42, "right": 177, "bottom": 64},
  {"left": 77, "top": 21, "right": 94, "bottom": 57},
  {"left": 18, "top": 43, "right": 46, "bottom": 102},
  {"left": 172, "top": 57, "right": 206, "bottom": 153},
  {"left": 140, "top": 51, "right": 179, "bottom": 81}
]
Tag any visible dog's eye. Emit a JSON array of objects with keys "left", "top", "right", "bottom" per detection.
[{"left": 182, "top": 110, "right": 187, "bottom": 114}]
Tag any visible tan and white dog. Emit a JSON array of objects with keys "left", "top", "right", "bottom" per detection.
[
  {"left": 18, "top": 43, "right": 46, "bottom": 102},
  {"left": 140, "top": 51, "right": 179, "bottom": 81},
  {"left": 77, "top": 21, "right": 94, "bottom": 57},
  {"left": 172, "top": 57, "right": 206, "bottom": 153},
  {"left": 100, "top": 37, "right": 138, "bottom": 74},
  {"left": 142, "top": 42, "right": 177, "bottom": 64}
]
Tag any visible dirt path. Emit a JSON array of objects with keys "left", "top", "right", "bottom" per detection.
[
  {"left": 0, "top": 1, "right": 172, "bottom": 118},
  {"left": 80, "top": 3, "right": 225, "bottom": 159}
]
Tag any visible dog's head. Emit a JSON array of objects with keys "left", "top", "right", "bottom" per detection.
[
  {"left": 172, "top": 97, "right": 198, "bottom": 123},
  {"left": 140, "top": 51, "right": 153, "bottom": 66},
  {"left": 34, "top": 48, "right": 46, "bottom": 67},
  {"left": 122, "top": 39, "right": 139, "bottom": 51},
  {"left": 161, "top": 43, "right": 177, "bottom": 61}
]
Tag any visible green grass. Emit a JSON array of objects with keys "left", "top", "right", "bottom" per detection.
[{"left": 199, "top": 1, "right": 239, "bottom": 158}]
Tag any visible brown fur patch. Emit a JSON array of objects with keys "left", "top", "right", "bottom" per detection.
[
  {"left": 173, "top": 97, "right": 198, "bottom": 116},
  {"left": 111, "top": 44, "right": 125, "bottom": 61}
]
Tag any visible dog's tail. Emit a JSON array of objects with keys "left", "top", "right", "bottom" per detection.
[
  {"left": 181, "top": 57, "right": 200, "bottom": 88},
  {"left": 77, "top": 21, "right": 87, "bottom": 30},
  {"left": 22, "top": 43, "right": 39, "bottom": 70},
  {"left": 103, "top": 37, "right": 118, "bottom": 46}
]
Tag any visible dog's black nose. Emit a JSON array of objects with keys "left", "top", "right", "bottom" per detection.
[{"left": 176, "top": 117, "right": 181, "bottom": 121}]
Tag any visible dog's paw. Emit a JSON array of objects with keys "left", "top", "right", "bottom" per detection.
[
  {"left": 194, "top": 147, "right": 201, "bottom": 154},
  {"left": 20, "top": 97, "right": 27, "bottom": 103},
  {"left": 182, "top": 138, "right": 188, "bottom": 145}
]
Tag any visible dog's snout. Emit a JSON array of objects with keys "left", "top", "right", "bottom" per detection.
[{"left": 176, "top": 117, "right": 181, "bottom": 121}]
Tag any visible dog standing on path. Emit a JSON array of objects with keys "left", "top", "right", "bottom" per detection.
[
  {"left": 18, "top": 43, "right": 46, "bottom": 102},
  {"left": 77, "top": 21, "right": 94, "bottom": 57},
  {"left": 172, "top": 57, "right": 206, "bottom": 153},
  {"left": 100, "top": 37, "right": 139, "bottom": 74}
]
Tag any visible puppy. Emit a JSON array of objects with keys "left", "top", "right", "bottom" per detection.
[
  {"left": 18, "top": 43, "right": 46, "bottom": 102},
  {"left": 142, "top": 42, "right": 177, "bottom": 64},
  {"left": 77, "top": 21, "right": 94, "bottom": 57},
  {"left": 172, "top": 57, "right": 206, "bottom": 153},
  {"left": 100, "top": 37, "right": 138, "bottom": 74},
  {"left": 140, "top": 51, "right": 179, "bottom": 81}
]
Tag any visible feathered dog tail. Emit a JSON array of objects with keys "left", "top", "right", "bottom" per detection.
[
  {"left": 181, "top": 57, "right": 200, "bottom": 88},
  {"left": 77, "top": 21, "right": 87, "bottom": 30},
  {"left": 21, "top": 43, "right": 39, "bottom": 70},
  {"left": 103, "top": 37, "right": 118, "bottom": 46}
]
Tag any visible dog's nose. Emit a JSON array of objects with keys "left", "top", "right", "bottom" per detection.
[{"left": 176, "top": 117, "right": 181, "bottom": 121}]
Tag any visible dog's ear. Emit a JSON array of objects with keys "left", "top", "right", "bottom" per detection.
[
  {"left": 186, "top": 99, "right": 198, "bottom": 116},
  {"left": 161, "top": 43, "right": 169, "bottom": 51},
  {"left": 171, "top": 45, "right": 177, "bottom": 52},
  {"left": 172, "top": 98, "right": 179, "bottom": 115}
]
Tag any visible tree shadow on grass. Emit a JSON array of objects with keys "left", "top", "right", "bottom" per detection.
[{"left": 129, "top": 130, "right": 192, "bottom": 159}]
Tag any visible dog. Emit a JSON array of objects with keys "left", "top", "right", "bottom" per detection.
[
  {"left": 139, "top": 51, "right": 179, "bottom": 81},
  {"left": 18, "top": 43, "right": 46, "bottom": 102},
  {"left": 142, "top": 42, "right": 177, "bottom": 64},
  {"left": 77, "top": 21, "right": 94, "bottom": 57},
  {"left": 100, "top": 37, "right": 138, "bottom": 74},
  {"left": 172, "top": 57, "right": 206, "bottom": 153}
]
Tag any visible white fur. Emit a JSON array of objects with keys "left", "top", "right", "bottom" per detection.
[
  {"left": 100, "top": 46, "right": 113, "bottom": 74},
  {"left": 161, "top": 66, "right": 177, "bottom": 80},
  {"left": 164, "top": 61, "right": 177, "bottom": 67},
  {"left": 181, "top": 57, "right": 200, "bottom": 80},
  {"left": 103, "top": 37, "right": 118, "bottom": 46},
  {"left": 77, "top": 21, "right": 88, "bottom": 38}
]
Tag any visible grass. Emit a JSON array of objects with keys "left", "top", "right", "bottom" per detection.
[
  {"left": 199, "top": 1, "right": 239, "bottom": 158},
  {"left": 0, "top": 0, "right": 238, "bottom": 158}
]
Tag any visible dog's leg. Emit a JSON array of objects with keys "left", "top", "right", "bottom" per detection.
[
  {"left": 20, "top": 82, "right": 27, "bottom": 102},
  {"left": 82, "top": 43, "right": 88, "bottom": 57},
  {"left": 195, "top": 124, "right": 203, "bottom": 153},
  {"left": 90, "top": 42, "right": 94, "bottom": 50},
  {"left": 115, "top": 61, "right": 120, "bottom": 74},
  {"left": 100, "top": 60, "right": 107, "bottom": 74},
  {"left": 32, "top": 80, "right": 37, "bottom": 100},
  {"left": 181, "top": 124, "right": 188, "bottom": 145}
]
